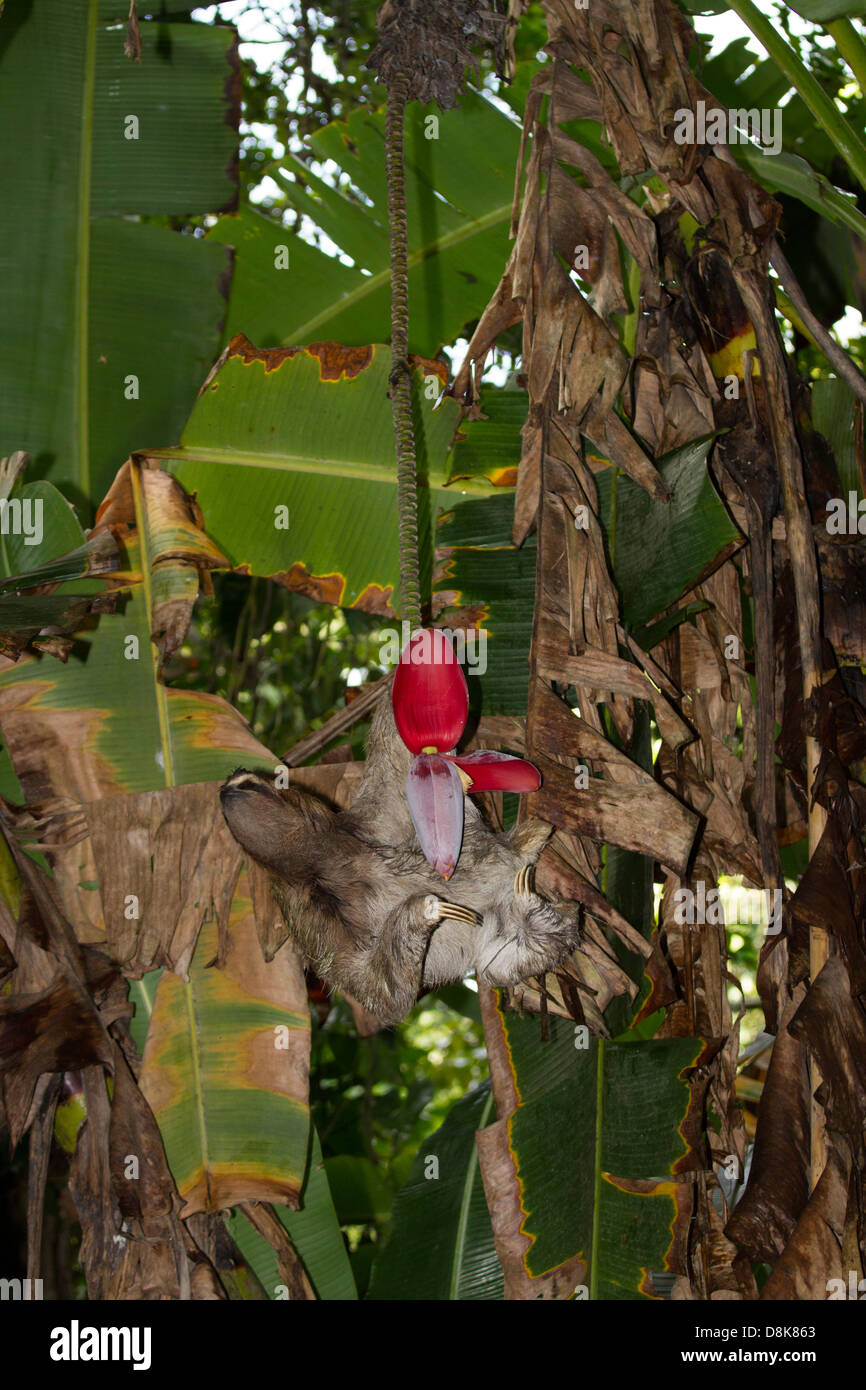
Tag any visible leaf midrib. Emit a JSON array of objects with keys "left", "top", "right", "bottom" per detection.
[
  {"left": 590, "top": 1038, "right": 604, "bottom": 1301},
  {"left": 155, "top": 446, "right": 502, "bottom": 496},
  {"left": 284, "top": 203, "right": 513, "bottom": 344},
  {"left": 449, "top": 1086, "right": 495, "bottom": 1300},
  {"left": 75, "top": 0, "right": 99, "bottom": 502}
]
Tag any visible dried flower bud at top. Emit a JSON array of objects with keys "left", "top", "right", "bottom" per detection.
[{"left": 367, "top": 0, "right": 508, "bottom": 109}]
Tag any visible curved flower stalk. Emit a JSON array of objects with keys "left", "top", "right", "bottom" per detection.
[{"left": 392, "top": 628, "right": 541, "bottom": 879}]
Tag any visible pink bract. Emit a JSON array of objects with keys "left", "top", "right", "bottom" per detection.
[{"left": 406, "top": 753, "right": 465, "bottom": 881}]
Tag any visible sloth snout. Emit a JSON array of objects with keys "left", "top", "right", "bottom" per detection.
[{"left": 220, "top": 770, "right": 272, "bottom": 804}]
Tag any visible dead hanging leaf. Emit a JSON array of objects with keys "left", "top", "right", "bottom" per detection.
[
  {"left": 0, "top": 972, "right": 113, "bottom": 1150},
  {"left": 452, "top": 0, "right": 866, "bottom": 1299},
  {"left": 66, "top": 1052, "right": 235, "bottom": 1300},
  {"left": 581, "top": 399, "right": 672, "bottom": 503},
  {"left": 759, "top": 1141, "right": 852, "bottom": 1300},
  {"left": 106, "top": 1043, "right": 188, "bottom": 1299},
  {"left": 726, "top": 990, "right": 811, "bottom": 1263},
  {"left": 789, "top": 760, "right": 866, "bottom": 1002},
  {"left": 68, "top": 1064, "right": 125, "bottom": 1299},
  {"left": 450, "top": 266, "right": 523, "bottom": 409},
  {"left": 512, "top": 416, "right": 542, "bottom": 546},
  {"left": 506, "top": 962, "right": 594, "bottom": 1031},
  {"left": 655, "top": 574, "right": 764, "bottom": 892},
  {"left": 536, "top": 844, "right": 649, "bottom": 961},
  {"left": 788, "top": 956, "right": 866, "bottom": 1169},
  {"left": 536, "top": 640, "right": 694, "bottom": 750},
  {"left": 527, "top": 685, "right": 699, "bottom": 877},
  {"left": 692, "top": 1170, "right": 758, "bottom": 1301},
  {"left": 706, "top": 1023, "right": 750, "bottom": 1204},
  {"left": 85, "top": 783, "right": 243, "bottom": 978},
  {"left": 184, "top": 1212, "right": 270, "bottom": 1300},
  {"left": 653, "top": 868, "right": 732, "bottom": 1042},
  {"left": 124, "top": 0, "right": 141, "bottom": 62},
  {"left": 26, "top": 1074, "right": 61, "bottom": 1285},
  {"left": 0, "top": 854, "right": 115, "bottom": 1149}
]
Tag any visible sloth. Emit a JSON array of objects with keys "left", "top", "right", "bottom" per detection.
[{"left": 220, "top": 689, "right": 580, "bottom": 1025}]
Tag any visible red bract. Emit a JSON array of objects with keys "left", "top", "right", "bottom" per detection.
[
  {"left": 448, "top": 749, "right": 541, "bottom": 792},
  {"left": 406, "top": 754, "right": 464, "bottom": 881},
  {"left": 391, "top": 627, "right": 468, "bottom": 754},
  {"left": 392, "top": 627, "right": 542, "bottom": 877}
]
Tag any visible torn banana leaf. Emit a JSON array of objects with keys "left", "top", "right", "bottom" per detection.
[
  {"left": 154, "top": 337, "right": 466, "bottom": 614},
  {"left": 209, "top": 88, "right": 521, "bottom": 356},
  {"left": 138, "top": 902, "right": 310, "bottom": 1218},
  {"left": 480, "top": 998, "right": 707, "bottom": 1298}
]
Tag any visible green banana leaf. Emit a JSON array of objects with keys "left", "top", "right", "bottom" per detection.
[
  {"left": 812, "top": 376, "right": 861, "bottom": 499},
  {"left": 322, "top": 1155, "right": 394, "bottom": 1227},
  {"left": 701, "top": 39, "right": 791, "bottom": 112},
  {"left": 735, "top": 148, "right": 866, "bottom": 244},
  {"left": 368, "top": 1082, "right": 502, "bottom": 1300},
  {"left": 0, "top": 0, "right": 237, "bottom": 506},
  {"left": 208, "top": 88, "right": 521, "bottom": 356},
  {"left": 0, "top": 463, "right": 123, "bottom": 658},
  {"left": 695, "top": 29, "right": 866, "bottom": 290},
  {"left": 595, "top": 433, "right": 741, "bottom": 630},
  {"left": 787, "top": 0, "right": 866, "bottom": 20},
  {"left": 493, "top": 1001, "right": 704, "bottom": 1299},
  {"left": 0, "top": 482, "right": 87, "bottom": 581},
  {"left": 129, "top": 971, "right": 164, "bottom": 1057},
  {"left": 155, "top": 338, "right": 466, "bottom": 613},
  {"left": 131, "top": 972, "right": 357, "bottom": 1299},
  {"left": 445, "top": 390, "right": 527, "bottom": 485},
  {"left": 225, "top": 1130, "right": 358, "bottom": 1301}
]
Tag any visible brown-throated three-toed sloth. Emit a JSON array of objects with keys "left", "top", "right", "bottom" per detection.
[{"left": 220, "top": 690, "right": 580, "bottom": 1025}]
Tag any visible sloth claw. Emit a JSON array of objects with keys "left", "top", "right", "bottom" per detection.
[
  {"left": 514, "top": 865, "right": 535, "bottom": 899},
  {"left": 425, "top": 896, "right": 481, "bottom": 926}
]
